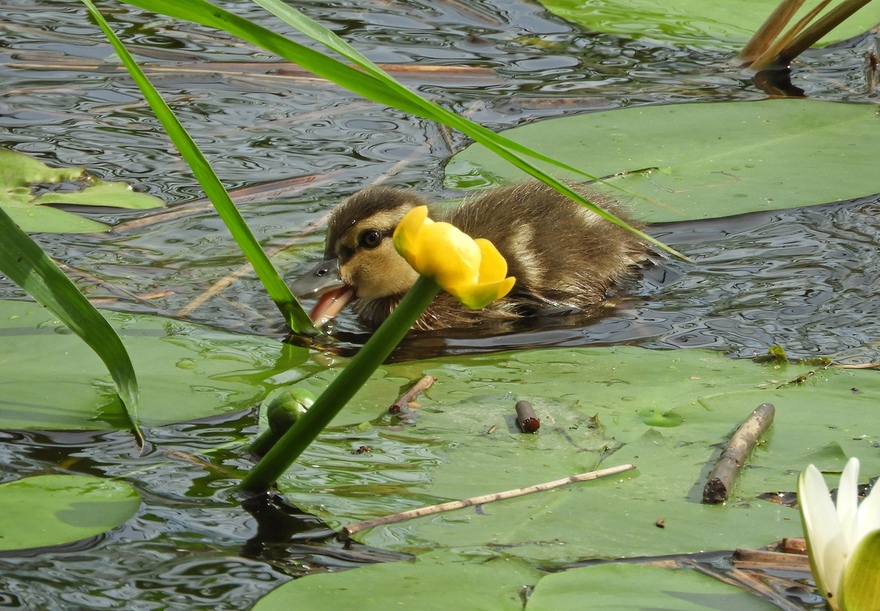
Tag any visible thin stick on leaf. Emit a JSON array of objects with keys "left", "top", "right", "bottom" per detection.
[
  {"left": 389, "top": 375, "right": 436, "bottom": 413},
  {"left": 731, "top": 548, "right": 812, "bottom": 570},
  {"left": 702, "top": 403, "right": 775, "bottom": 504},
  {"left": 835, "top": 361, "right": 880, "bottom": 370},
  {"left": 343, "top": 464, "right": 635, "bottom": 535}
]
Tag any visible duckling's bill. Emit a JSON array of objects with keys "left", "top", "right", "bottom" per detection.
[
  {"left": 291, "top": 257, "right": 355, "bottom": 326},
  {"left": 309, "top": 285, "right": 356, "bottom": 325}
]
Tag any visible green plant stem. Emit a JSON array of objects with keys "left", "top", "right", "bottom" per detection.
[{"left": 240, "top": 276, "right": 441, "bottom": 493}]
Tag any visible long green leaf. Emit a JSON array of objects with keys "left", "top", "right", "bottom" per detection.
[
  {"left": 251, "top": 0, "right": 671, "bottom": 252},
  {"left": 251, "top": 0, "right": 671, "bottom": 211},
  {"left": 0, "top": 206, "right": 142, "bottom": 444},
  {"left": 122, "top": 0, "right": 683, "bottom": 259},
  {"left": 83, "top": 0, "right": 315, "bottom": 334}
]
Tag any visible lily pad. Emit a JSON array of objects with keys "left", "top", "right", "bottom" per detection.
[
  {"left": 537, "top": 0, "right": 880, "bottom": 50},
  {"left": 275, "top": 346, "right": 880, "bottom": 565},
  {"left": 0, "top": 474, "right": 141, "bottom": 552},
  {"left": 526, "top": 562, "right": 776, "bottom": 609},
  {"left": 0, "top": 299, "right": 314, "bottom": 430},
  {"left": 446, "top": 99, "right": 880, "bottom": 223},
  {"left": 0, "top": 208, "right": 141, "bottom": 440},
  {"left": 0, "top": 149, "right": 164, "bottom": 233},
  {"left": 252, "top": 550, "right": 543, "bottom": 611}
]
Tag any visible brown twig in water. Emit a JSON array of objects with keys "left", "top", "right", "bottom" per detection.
[
  {"left": 56, "top": 261, "right": 144, "bottom": 302},
  {"left": 112, "top": 173, "right": 338, "bottom": 234},
  {"left": 515, "top": 400, "right": 540, "bottom": 433},
  {"left": 732, "top": 548, "right": 811, "bottom": 571},
  {"left": 748, "top": 0, "right": 832, "bottom": 70},
  {"left": 774, "top": 537, "right": 807, "bottom": 554},
  {"left": 689, "top": 561, "right": 806, "bottom": 611},
  {"left": 165, "top": 449, "right": 234, "bottom": 476},
  {"left": 776, "top": 0, "right": 875, "bottom": 65},
  {"left": 702, "top": 403, "right": 775, "bottom": 504},
  {"left": 735, "top": 0, "right": 876, "bottom": 72},
  {"left": 389, "top": 375, "right": 436, "bottom": 413},
  {"left": 175, "top": 211, "right": 331, "bottom": 317},
  {"left": 734, "top": 0, "right": 808, "bottom": 66},
  {"left": 343, "top": 464, "right": 635, "bottom": 535}
]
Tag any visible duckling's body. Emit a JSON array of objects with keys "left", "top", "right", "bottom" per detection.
[{"left": 293, "top": 181, "right": 648, "bottom": 331}]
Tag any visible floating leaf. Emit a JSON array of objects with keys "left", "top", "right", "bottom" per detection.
[
  {"left": 35, "top": 180, "right": 165, "bottom": 209},
  {"left": 0, "top": 475, "right": 141, "bottom": 552},
  {"left": 447, "top": 100, "right": 880, "bottom": 222},
  {"left": 273, "top": 346, "right": 880, "bottom": 565},
  {"left": 252, "top": 550, "right": 542, "bottom": 611},
  {"left": 0, "top": 149, "right": 163, "bottom": 233},
  {"left": 527, "top": 563, "right": 776, "bottom": 609},
  {"left": 0, "top": 299, "right": 313, "bottom": 430},
  {"left": 537, "top": 0, "right": 880, "bottom": 50}
]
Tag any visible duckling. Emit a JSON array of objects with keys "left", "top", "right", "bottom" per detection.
[{"left": 292, "top": 181, "right": 648, "bottom": 331}]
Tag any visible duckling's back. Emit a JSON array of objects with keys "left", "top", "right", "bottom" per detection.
[{"left": 444, "top": 182, "right": 647, "bottom": 315}]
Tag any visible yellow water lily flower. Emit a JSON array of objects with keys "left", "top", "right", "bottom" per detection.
[
  {"left": 799, "top": 458, "right": 880, "bottom": 611},
  {"left": 393, "top": 205, "right": 515, "bottom": 309}
]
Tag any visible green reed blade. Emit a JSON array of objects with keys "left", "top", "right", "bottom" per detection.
[
  {"left": 83, "top": 0, "right": 315, "bottom": 334},
  {"left": 0, "top": 206, "right": 143, "bottom": 445}
]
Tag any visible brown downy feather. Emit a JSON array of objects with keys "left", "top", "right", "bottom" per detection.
[{"left": 319, "top": 181, "right": 649, "bottom": 331}]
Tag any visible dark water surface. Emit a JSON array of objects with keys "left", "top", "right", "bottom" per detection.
[{"left": 1, "top": 0, "right": 878, "bottom": 608}]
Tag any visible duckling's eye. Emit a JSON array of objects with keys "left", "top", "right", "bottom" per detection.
[{"left": 358, "top": 229, "right": 383, "bottom": 249}]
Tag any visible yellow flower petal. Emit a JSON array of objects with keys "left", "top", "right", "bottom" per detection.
[
  {"left": 451, "top": 276, "right": 517, "bottom": 310},
  {"left": 420, "top": 222, "right": 481, "bottom": 288},
  {"left": 393, "top": 205, "right": 428, "bottom": 269},
  {"left": 475, "top": 238, "right": 508, "bottom": 282},
  {"left": 393, "top": 205, "right": 515, "bottom": 310}
]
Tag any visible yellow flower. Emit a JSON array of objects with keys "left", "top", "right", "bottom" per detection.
[{"left": 393, "top": 206, "right": 515, "bottom": 309}]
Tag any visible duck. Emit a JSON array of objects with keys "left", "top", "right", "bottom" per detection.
[{"left": 291, "top": 181, "right": 649, "bottom": 331}]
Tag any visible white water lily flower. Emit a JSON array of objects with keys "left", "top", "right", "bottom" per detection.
[{"left": 798, "top": 458, "right": 880, "bottom": 611}]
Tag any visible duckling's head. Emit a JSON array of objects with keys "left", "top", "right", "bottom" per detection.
[{"left": 292, "top": 186, "right": 423, "bottom": 324}]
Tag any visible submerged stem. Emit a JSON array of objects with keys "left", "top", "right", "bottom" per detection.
[{"left": 240, "top": 276, "right": 440, "bottom": 493}]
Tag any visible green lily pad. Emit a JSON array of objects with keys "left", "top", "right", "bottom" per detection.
[
  {"left": 0, "top": 474, "right": 141, "bottom": 552},
  {"left": 537, "top": 0, "right": 880, "bottom": 50},
  {"left": 275, "top": 346, "right": 880, "bottom": 565},
  {"left": 0, "top": 299, "right": 314, "bottom": 429},
  {"left": 446, "top": 100, "right": 880, "bottom": 223},
  {"left": 526, "top": 563, "right": 776, "bottom": 609},
  {"left": 0, "top": 149, "right": 164, "bottom": 233},
  {"left": 252, "top": 550, "right": 543, "bottom": 611}
]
